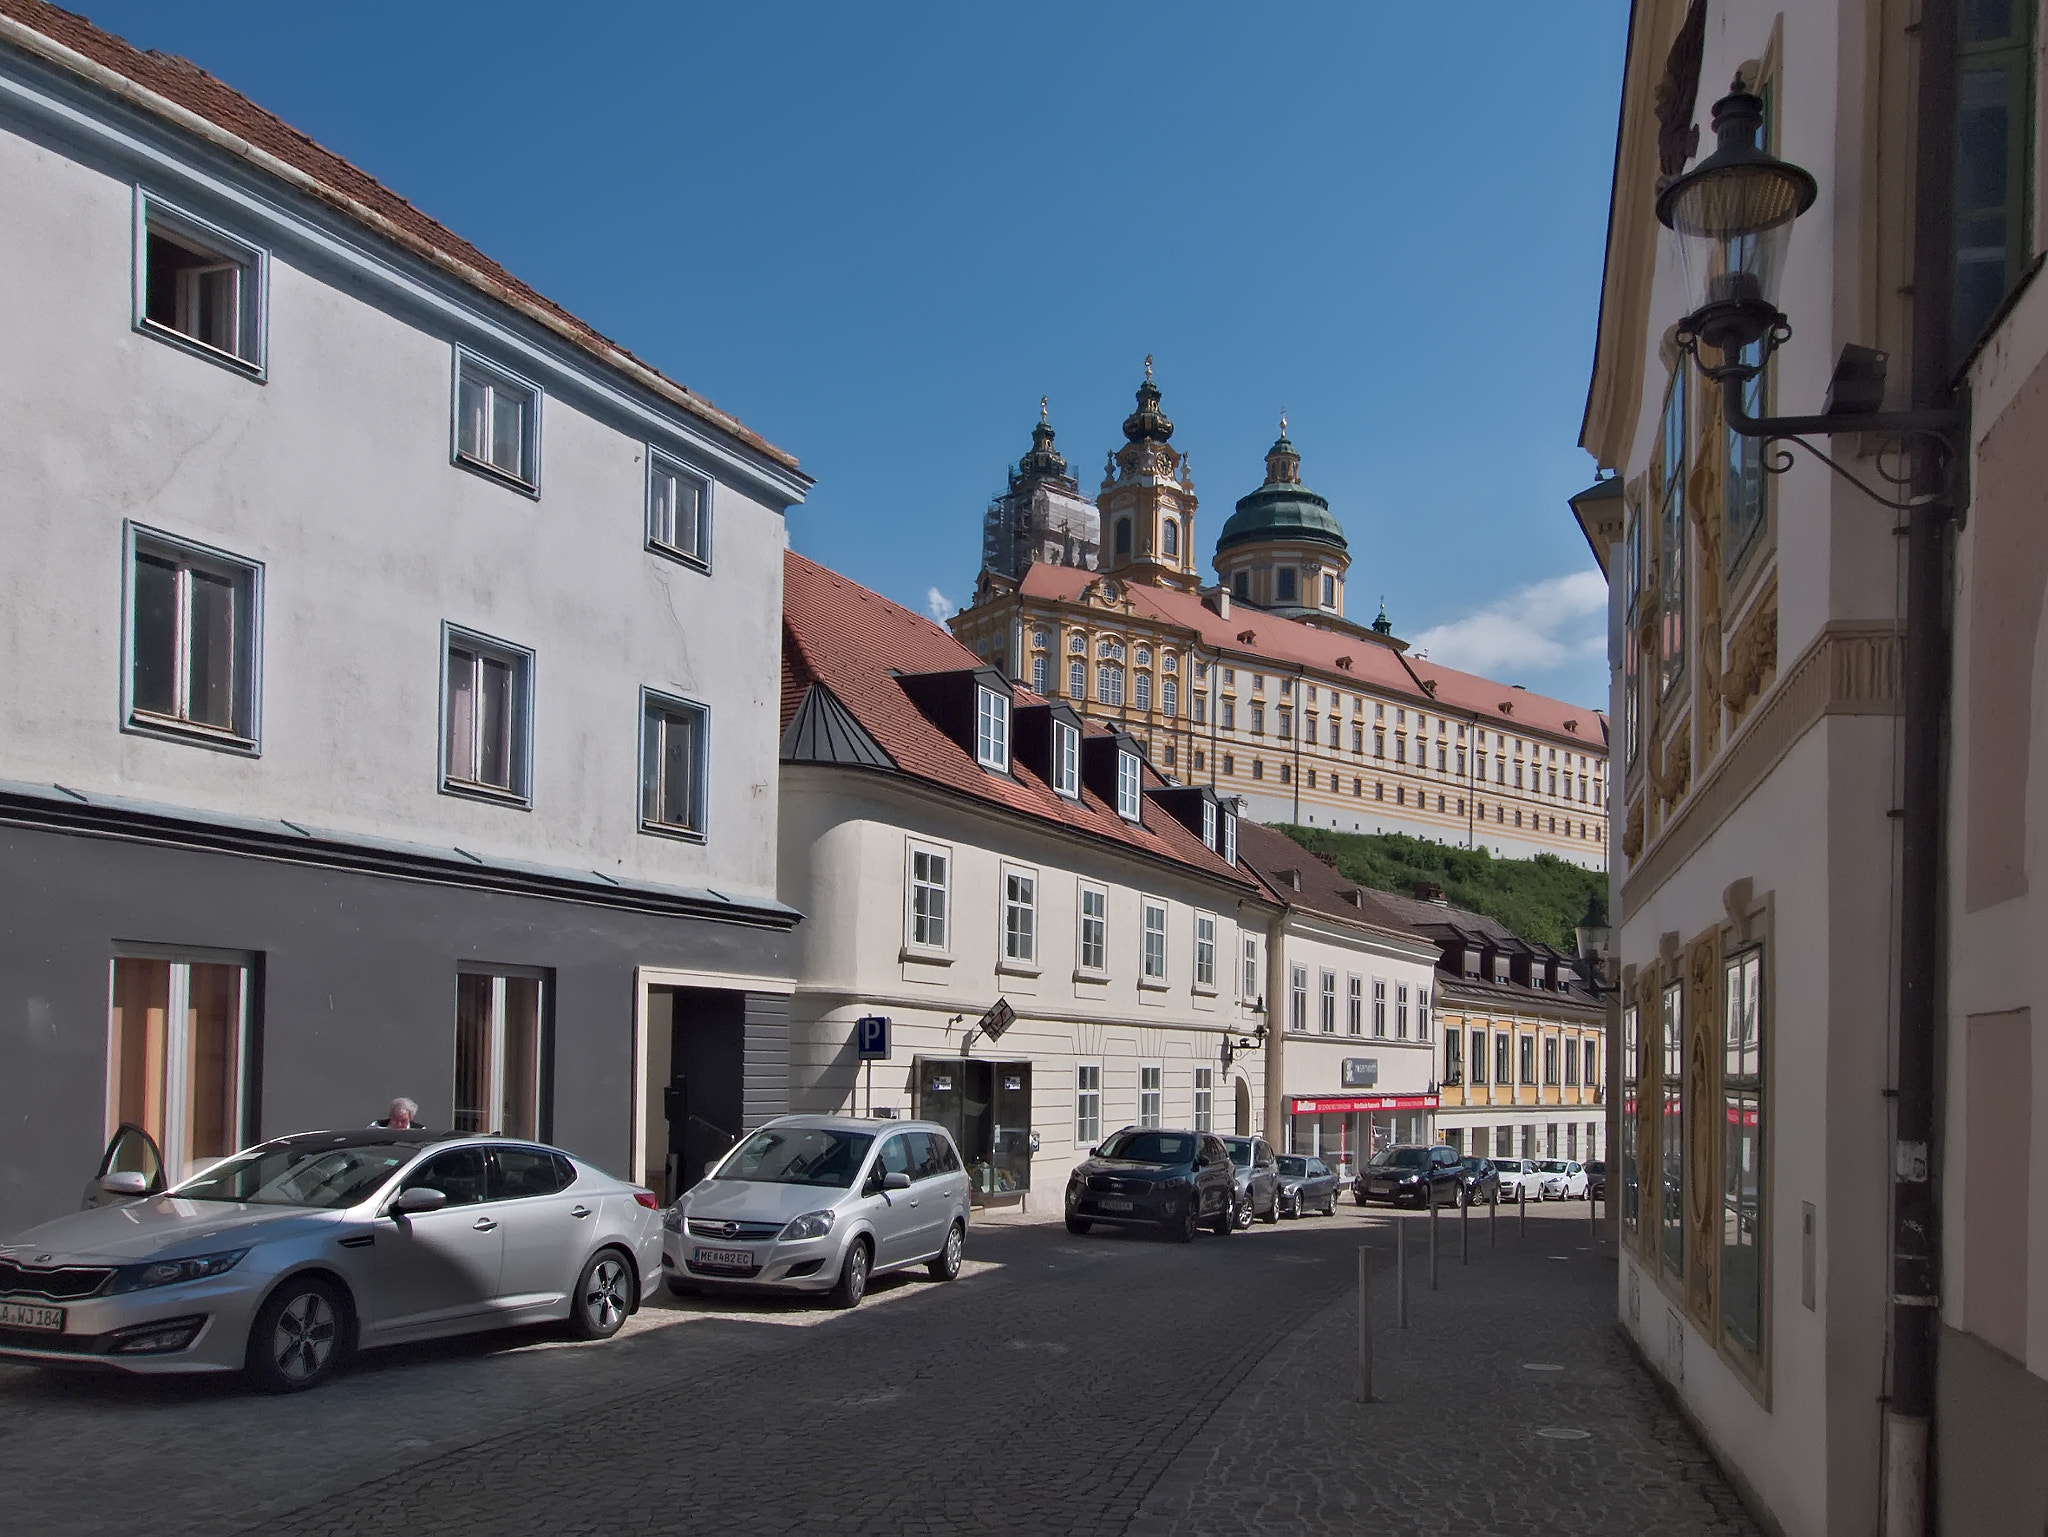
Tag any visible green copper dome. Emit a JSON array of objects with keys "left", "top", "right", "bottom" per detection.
[{"left": 1215, "top": 430, "right": 1348, "bottom": 554}]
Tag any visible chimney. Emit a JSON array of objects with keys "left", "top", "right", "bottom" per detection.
[
  {"left": 1412, "top": 879, "right": 1446, "bottom": 904},
  {"left": 1205, "top": 586, "right": 1231, "bottom": 618}
]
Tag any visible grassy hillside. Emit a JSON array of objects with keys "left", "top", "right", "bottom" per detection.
[{"left": 1269, "top": 825, "right": 1604, "bottom": 952}]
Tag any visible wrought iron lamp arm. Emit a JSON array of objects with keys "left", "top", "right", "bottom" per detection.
[{"left": 1717, "top": 372, "right": 1959, "bottom": 513}]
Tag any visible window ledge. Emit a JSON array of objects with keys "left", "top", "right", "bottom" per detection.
[
  {"left": 124, "top": 711, "right": 260, "bottom": 757},
  {"left": 137, "top": 318, "right": 265, "bottom": 380},
  {"left": 996, "top": 960, "right": 1041, "bottom": 978},
  {"left": 1192, "top": 983, "right": 1219, "bottom": 998},
  {"left": 637, "top": 818, "right": 707, "bottom": 846},
  {"left": 440, "top": 779, "right": 532, "bottom": 811},
  {"left": 901, "top": 945, "right": 953, "bottom": 966},
  {"left": 646, "top": 538, "right": 710, "bottom": 574},
  {"left": 453, "top": 450, "right": 540, "bottom": 499},
  {"left": 1072, "top": 968, "right": 1110, "bottom": 985},
  {"left": 1138, "top": 976, "right": 1170, "bottom": 992}
]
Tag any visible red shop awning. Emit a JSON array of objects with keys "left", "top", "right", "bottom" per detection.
[{"left": 1289, "top": 1094, "right": 1440, "bottom": 1114}]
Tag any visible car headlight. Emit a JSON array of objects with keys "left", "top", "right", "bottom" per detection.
[
  {"left": 780, "top": 1210, "right": 836, "bottom": 1241},
  {"left": 661, "top": 1206, "right": 685, "bottom": 1233},
  {"left": 107, "top": 1248, "right": 249, "bottom": 1294}
]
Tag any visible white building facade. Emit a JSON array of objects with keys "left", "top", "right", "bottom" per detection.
[{"left": 0, "top": 5, "right": 808, "bottom": 1230}]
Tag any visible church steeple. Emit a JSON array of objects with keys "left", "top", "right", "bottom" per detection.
[
  {"left": 1099, "top": 358, "right": 1199, "bottom": 592},
  {"left": 1264, "top": 415, "right": 1301, "bottom": 485},
  {"left": 979, "top": 398, "right": 1098, "bottom": 580},
  {"left": 1013, "top": 396, "right": 1073, "bottom": 488}
]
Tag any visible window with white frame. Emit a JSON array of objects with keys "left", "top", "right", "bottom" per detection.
[
  {"left": 1068, "top": 659, "right": 1087, "bottom": 698},
  {"left": 1117, "top": 750, "right": 1142, "bottom": 820},
  {"left": 1416, "top": 987, "right": 1430, "bottom": 1038},
  {"left": 1396, "top": 983, "right": 1410, "bottom": 1039},
  {"left": 1076, "top": 1064, "right": 1102, "bottom": 1145},
  {"left": 1221, "top": 812, "right": 1238, "bottom": 866},
  {"left": 1141, "top": 899, "right": 1168, "bottom": 981},
  {"left": 108, "top": 949, "right": 254, "bottom": 1183},
  {"left": 126, "top": 525, "right": 262, "bottom": 746},
  {"left": 1068, "top": 632, "right": 1086, "bottom": 654},
  {"left": 976, "top": 685, "right": 1011, "bottom": 770},
  {"left": 1098, "top": 664, "right": 1125, "bottom": 707},
  {"left": 1290, "top": 964, "right": 1309, "bottom": 1031},
  {"left": 1134, "top": 671, "right": 1153, "bottom": 711},
  {"left": 442, "top": 626, "right": 533, "bottom": 802},
  {"left": 1242, "top": 935, "right": 1259, "bottom": 999},
  {"left": 1054, "top": 720, "right": 1081, "bottom": 797},
  {"left": 1193, "top": 1065, "right": 1214, "bottom": 1131},
  {"left": 453, "top": 352, "right": 541, "bottom": 490},
  {"left": 647, "top": 453, "right": 709, "bottom": 566},
  {"left": 1347, "top": 975, "right": 1363, "bottom": 1035},
  {"left": 138, "top": 197, "right": 265, "bottom": 372},
  {"left": 1162, "top": 677, "right": 1178, "bottom": 716},
  {"left": 908, "top": 843, "right": 950, "bottom": 950},
  {"left": 640, "top": 689, "right": 707, "bottom": 838},
  {"left": 1202, "top": 799, "right": 1218, "bottom": 849},
  {"left": 1032, "top": 655, "right": 1050, "bottom": 695},
  {"left": 1320, "top": 970, "right": 1337, "bottom": 1033},
  {"left": 1139, "top": 1065, "right": 1163, "bottom": 1127},
  {"left": 454, "top": 970, "right": 547, "bottom": 1138},
  {"left": 1372, "top": 979, "right": 1387, "bottom": 1037},
  {"left": 1078, "top": 884, "right": 1107, "bottom": 972},
  {"left": 1195, "top": 912, "right": 1217, "bottom": 988},
  {"left": 1003, "top": 866, "right": 1037, "bottom": 964}
]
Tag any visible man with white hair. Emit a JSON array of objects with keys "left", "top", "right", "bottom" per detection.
[{"left": 372, "top": 1097, "right": 422, "bottom": 1130}]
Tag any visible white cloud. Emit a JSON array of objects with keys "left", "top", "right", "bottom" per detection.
[
  {"left": 925, "top": 586, "right": 957, "bottom": 622},
  {"left": 1409, "top": 570, "right": 1607, "bottom": 677}
]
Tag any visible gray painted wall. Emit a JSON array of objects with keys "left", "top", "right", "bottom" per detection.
[{"left": 0, "top": 822, "right": 794, "bottom": 1237}]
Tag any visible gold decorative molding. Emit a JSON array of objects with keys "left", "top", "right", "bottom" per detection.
[
  {"left": 1621, "top": 620, "right": 1903, "bottom": 915},
  {"left": 1685, "top": 929, "right": 1721, "bottom": 1328},
  {"left": 1622, "top": 795, "right": 1646, "bottom": 860},
  {"left": 1650, "top": 716, "right": 1692, "bottom": 815},
  {"left": 1723, "top": 583, "right": 1779, "bottom": 727}
]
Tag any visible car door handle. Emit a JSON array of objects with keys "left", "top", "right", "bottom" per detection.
[
  {"left": 472, "top": 1217, "right": 498, "bottom": 1232},
  {"left": 570, "top": 1205, "right": 592, "bottom": 1219}
]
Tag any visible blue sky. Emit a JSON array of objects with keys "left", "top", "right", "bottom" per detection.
[{"left": 81, "top": 1, "right": 1628, "bottom": 709}]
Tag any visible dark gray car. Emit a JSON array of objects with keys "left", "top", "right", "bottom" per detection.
[
  {"left": 1220, "top": 1137, "right": 1281, "bottom": 1228},
  {"left": 1274, "top": 1155, "right": 1339, "bottom": 1218}
]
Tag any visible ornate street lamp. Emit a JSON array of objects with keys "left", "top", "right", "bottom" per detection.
[
  {"left": 1572, "top": 893, "right": 1618, "bottom": 997},
  {"left": 1657, "top": 82, "right": 1957, "bottom": 504}
]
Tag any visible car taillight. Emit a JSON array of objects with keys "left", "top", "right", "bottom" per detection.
[{"left": 633, "top": 1190, "right": 660, "bottom": 1210}]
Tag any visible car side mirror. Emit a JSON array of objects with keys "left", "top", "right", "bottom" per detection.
[
  {"left": 392, "top": 1185, "right": 447, "bottom": 1215},
  {"left": 98, "top": 1171, "right": 151, "bottom": 1196},
  {"left": 1088, "top": 1146, "right": 1100, "bottom": 1157},
  {"left": 882, "top": 1171, "right": 911, "bottom": 1192}
]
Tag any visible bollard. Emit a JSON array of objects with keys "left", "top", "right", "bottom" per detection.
[
  {"left": 1396, "top": 1216, "right": 1409, "bottom": 1328},
  {"left": 1490, "top": 1180, "right": 1498, "bottom": 1248},
  {"left": 1461, "top": 1186, "right": 1470, "bottom": 1264},
  {"left": 1519, "top": 1183, "right": 1527, "bottom": 1239},
  {"left": 1429, "top": 1190, "right": 1440, "bottom": 1290},
  {"left": 1590, "top": 1182, "right": 1599, "bottom": 1238},
  {"left": 1358, "top": 1247, "right": 1373, "bottom": 1403}
]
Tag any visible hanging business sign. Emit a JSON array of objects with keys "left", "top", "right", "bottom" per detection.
[
  {"left": 1289, "top": 1093, "right": 1440, "bottom": 1114},
  {"left": 977, "top": 997, "right": 1016, "bottom": 1043}
]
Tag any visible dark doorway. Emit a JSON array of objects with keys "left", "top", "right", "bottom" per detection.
[
  {"left": 658, "top": 988, "right": 746, "bottom": 1202},
  {"left": 913, "top": 1056, "right": 1032, "bottom": 1203}
]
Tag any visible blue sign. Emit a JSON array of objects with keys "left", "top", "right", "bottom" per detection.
[{"left": 856, "top": 1015, "right": 890, "bottom": 1060}]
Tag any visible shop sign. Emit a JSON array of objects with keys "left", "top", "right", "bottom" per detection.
[
  {"left": 978, "top": 996, "right": 1016, "bottom": 1042},
  {"left": 1340, "top": 1058, "right": 1379, "bottom": 1088},
  {"left": 1289, "top": 1093, "right": 1440, "bottom": 1114}
]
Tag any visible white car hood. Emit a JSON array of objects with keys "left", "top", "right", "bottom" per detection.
[
  {"left": 3, "top": 1198, "right": 341, "bottom": 1263},
  {"left": 684, "top": 1179, "right": 858, "bottom": 1225}
]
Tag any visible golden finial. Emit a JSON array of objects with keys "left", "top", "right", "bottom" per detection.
[
  {"left": 1040, "top": 395, "right": 1049, "bottom": 423},
  {"left": 1279, "top": 409, "right": 1288, "bottom": 435},
  {"left": 1144, "top": 354, "right": 1154, "bottom": 381}
]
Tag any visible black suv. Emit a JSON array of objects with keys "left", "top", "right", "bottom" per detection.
[
  {"left": 1066, "top": 1128, "right": 1238, "bottom": 1242},
  {"left": 1352, "top": 1143, "right": 1465, "bottom": 1208}
]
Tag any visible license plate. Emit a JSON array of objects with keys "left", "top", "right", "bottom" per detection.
[
  {"left": 1099, "top": 1199, "right": 1133, "bottom": 1212},
  {"left": 0, "top": 1301, "right": 64, "bottom": 1332},
  {"left": 1370, "top": 1183, "right": 1392, "bottom": 1194},
  {"left": 691, "top": 1246, "right": 753, "bottom": 1270}
]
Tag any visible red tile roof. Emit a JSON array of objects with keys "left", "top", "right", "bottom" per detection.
[
  {"left": 1010, "top": 566, "right": 1607, "bottom": 745},
  {"left": 1232, "top": 819, "right": 1429, "bottom": 946},
  {"left": 0, "top": 0, "right": 798, "bottom": 473},
  {"left": 782, "top": 552, "right": 1259, "bottom": 892}
]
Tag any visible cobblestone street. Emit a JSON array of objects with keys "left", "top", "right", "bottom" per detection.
[{"left": 0, "top": 1201, "right": 1755, "bottom": 1536}]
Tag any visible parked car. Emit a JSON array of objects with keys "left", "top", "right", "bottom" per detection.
[
  {"left": 0, "top": 1125, "right": 662, "bottom": 1392},
  {"left": 1220, "top": 1136, "right": 1283, "bottom": 1227},
  {"left": 1585, "top": 1160, "right": 1608, "bottom": 1201},
  {"left": 1491, "top": 1157, "right": 1545, "bottom": 1202},
  {"left": 666, "top": 1116, "right": 969, "bottom": 1308},
  {"left": 1274, "top": 1155, "right": 1340, "bottom": 1218},
  {"left": 1353, "top": 1144, "right": 1464, "bottom": 1208},
  {"left": 1065, "top": 1128, "right": 1237, "bottom": 1241},
  {"left": 1454, "top": 1155, "right": 1500, "bottom": 1207},
  {"left": 1536, "top": 1160, "right": 1590, "bottom": 1200}
]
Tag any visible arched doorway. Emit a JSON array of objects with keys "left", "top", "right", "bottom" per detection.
[{"left": 1234, "top": 1076, "right": 1252, "bottom": 1136}]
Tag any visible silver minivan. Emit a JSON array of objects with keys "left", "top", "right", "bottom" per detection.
[{"left": 661, "top": 1116, "right": 970, "bottom": 1308}]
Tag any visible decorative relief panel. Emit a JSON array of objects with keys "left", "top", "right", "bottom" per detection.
[{"left": 1685, "top": 929, "right": 1721, "bottom": 1328}]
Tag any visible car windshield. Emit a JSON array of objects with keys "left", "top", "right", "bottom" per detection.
[
  {"left": 1098, "top": 1130, "right": 1197, "bottom": 1165},
  {"left": 717, "top": 1127, "right": 874, "bottom": 1188},
  {"left": 1536, "top": 1161, "right": 1566, "bottom": 1173},
  {"left": 1276, "top": 1156, "right": 1310, "bottom": 1176},
  {"left": 1222, "top": 1139, "right": 1254, "bottom": 1168},
  {"left": 171, "top": 1140, "right": 420, "bottom": 1209},
  {"left": 1491, "top": 1159, "right": 1522, "bottom": 1173},
  {"left": 1371, "top": 1147, "right": 1430, "bottom": 1168}
]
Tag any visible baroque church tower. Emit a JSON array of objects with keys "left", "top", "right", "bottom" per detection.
[
  {"left": 1097, "top": 359, "right": 1200, "bottom": 593},
  {"left": 980, "top": 400, "right": 1099, "bottom": 581}
]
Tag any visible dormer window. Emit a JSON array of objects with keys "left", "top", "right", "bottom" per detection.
[
  {"left": 1221, "top": 811, "right": 1238, "bottom": 865},
  {"left": 975, "top": 686, "right": 1010, "bottom": 771},
  {"left": 1202, "top": 799, "right": 1217, "bottom": 850},
  {"left": 1053, "top": 719, "right": 1080, "bottom": 798},
  {"left": 1116, "top": 750, "right": 1142, "bottom": 820}
]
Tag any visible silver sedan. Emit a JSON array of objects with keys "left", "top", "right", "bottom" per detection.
[{"left": 0, "top": 1128, "right": 662, "bottom": 1391}]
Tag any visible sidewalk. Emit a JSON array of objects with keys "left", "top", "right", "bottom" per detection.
[{"left": 1129, "top": 1202, "right": 1761, "bottom": 1537}]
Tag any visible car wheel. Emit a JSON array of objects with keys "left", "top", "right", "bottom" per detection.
[
  {"left": 1354, "top": 1191, "right": 1369, "bottom": 1207},
  {"left": 1065, "top": 1215, "right": 1092, "bottom": 1236},
  {"left": 1287, "top": 1191, "right": 1302, "bottom": 1220},
  {"left": 1209, "top": 1196, "right": 1233, "bottom": 1237},
  {"left": 1457, "top": 1183, "right": 1471, "bottom": 1208},
  {"left": 1175, "top": 1201, "right": 1201, "bottom": 1244},
  {"left": 245, "top": 1276, "right": 346, "bottom": 1394},
  {"left": 928, "top": 1221, "right": 965, "bottom": 1282},
  {"left": 1324, "top": 1193, "right": 1337, "bottom": 1216},
  {"left": 830, "top": 1237, "right": 871, "bottom": 1309},
  {"left": 1234, "top": 1195, "right": 1255, "bottom": 1230},
  {"left": 1261, "top": 1190, "right": 1281, "bottom": 1225},
  {"left": 570, "top": 1248, "right": 634, "bottom": 1340}
]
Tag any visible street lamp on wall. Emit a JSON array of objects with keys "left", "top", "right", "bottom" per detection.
[
  {"left": 1221, "top": 1017, "right": 1267, "bottom": 1068},
  {"left": 1659, "top": 82, "right": 1957, "bottom": 506},
  {"left": 1572, "top": 893, "right": 1619, "bottom": 997}
]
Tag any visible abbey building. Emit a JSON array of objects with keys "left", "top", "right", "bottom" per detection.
[{"left": 950, "top": 367, "right": 1609, "bottom": 869}]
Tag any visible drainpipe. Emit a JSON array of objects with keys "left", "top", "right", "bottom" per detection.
[
  {"left": 1264, "top": 908, "right": 1291, "bottom": 1144},
  {"left": 1886, "top": 4, "right": 1957, "bottom": 1532}
]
